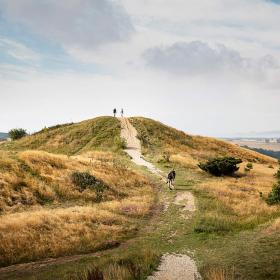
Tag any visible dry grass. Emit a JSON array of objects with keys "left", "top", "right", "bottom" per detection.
[
  {"left": 0, "top": 150, "right": 156, "bottom": 266},
  {"left": 0, "top": 150, "right": 153, "bottom": 213},
  {"left": 197, "top": 163, "right": 279, "bottom": 219},
  {"left": 130, "top": 117, "right": 276, "bottom": 164},
  {"left": 0, "top": 206, "right": 131, "bottom": 266},
  {"left": 263, "top": 218, "right": 280, "bottom": 235},
  {"left": 204, "top": 267, "right": 234, "bottom": 280},
  {"left": 0, "top": 116, "right": 123, "bottom": 155}
]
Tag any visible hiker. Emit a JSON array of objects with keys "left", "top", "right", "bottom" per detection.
[
  {"left": 113, "top": 108, "right": 117, "bottom": 117},
  {"left": 121, "top": 108, "right": 124, "bottom": 117},
  {"left": 167, "top": 169, "right": 176, "bottom": 190}
]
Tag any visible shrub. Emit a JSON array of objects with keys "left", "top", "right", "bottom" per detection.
[
  {"left": 71, "top": 172, "right": 108, "bottom": 202},
  {"left": 246, "top": 162, "right": 253, "bottom": 169},
  {"left": 198, "top": 157, "right": 242, "bottom": 176},
  {"left": 9, "top": 128, "right": 27, "bottom": 140},
  {"left": 266, "top": 184, "right": 280, "bottom": 205}
]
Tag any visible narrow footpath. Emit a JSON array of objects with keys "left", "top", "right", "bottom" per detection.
[{"left": 119, "top": 117, "right": 201, "bottom": 280}]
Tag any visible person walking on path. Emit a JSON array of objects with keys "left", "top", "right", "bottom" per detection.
[
  {"left": 113, "top": 108, "right": 117, "bottom": 117},
  {"left": 121, "top": 108, "right": 124, "bottom": 117}
]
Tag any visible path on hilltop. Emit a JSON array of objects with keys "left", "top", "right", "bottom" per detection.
[{"left": 119, "top": 117, "right": 201, "bottom": 280}]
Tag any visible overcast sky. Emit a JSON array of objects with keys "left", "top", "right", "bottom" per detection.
[{"left": 0, "top": 0, "right": 280, "bottom": 137}]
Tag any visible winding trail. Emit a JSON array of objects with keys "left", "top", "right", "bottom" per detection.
[
  {"left": 119, "top": 117, "right": 201, "bottom": 280},
  {"left": 0, "top": 119, "right": 200, "bottom": 280}
]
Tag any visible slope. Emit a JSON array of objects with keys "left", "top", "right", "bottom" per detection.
[
  {"left": 130, "top": 117, "right": 275, "bottom": 164},
  {"left": 0, "top": 116, "right": 124, "bottom": 155}
]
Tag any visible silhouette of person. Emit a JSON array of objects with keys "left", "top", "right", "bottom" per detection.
[
  {"left": 121, "top": 108, "right": 124, "bottom": 117},
  {"left": 113, "top": 108, "right": 117, "bottom": 117}
]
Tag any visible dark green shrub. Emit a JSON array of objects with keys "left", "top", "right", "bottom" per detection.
[
  {"left": 71, "top": 171, "right": 108, "bottom": 202},
  {"left": 246, "top": 162, "right": 253, "bottom": 169},
  {"left": 9, "top": 128, "right": 27, "bottom": 140},
  {"left": 266, "top": 184, "right": 280, "bottom": 205},
  {"left": 198, "top": 157, "right": 242, "bottom": 176}
]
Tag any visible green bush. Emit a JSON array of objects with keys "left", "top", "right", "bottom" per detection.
[
  {"left": 267, "top": 160, "right": 280, "bottom": 205},
  {"left": 71, "top": 171, "right": 108, "bottom": 202},
  {"left": 9, "top": 128, "right": 27, "bottom": 140},
  {"left": 198, "top": 157, "right": 242, "bottom": 176},
  {"left": 266, "top": 184, "right": 280, "bottom": 205},
  {"left": 246, "top": 162, "right": 253, "bottom": 169}
]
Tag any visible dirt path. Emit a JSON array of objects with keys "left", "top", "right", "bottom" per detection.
[
  {"left": 120, "top": 117, "right": 201, "bottom": 280},
  {"left": 119, "top": 117, "right": 164, "bottom": 176}
]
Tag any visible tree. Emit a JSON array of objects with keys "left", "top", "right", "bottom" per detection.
[
  {"left": 9, "top": 128, "right": 27, "bottom": 140},
  {"left": 198, "top": 157, "right": 242, "bottom": 176}
]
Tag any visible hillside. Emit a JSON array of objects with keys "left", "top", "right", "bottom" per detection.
[
  {"left": 0, "top": 117, "right": 156, "bottom": 271},
  {"left": 1, "top": 116, "right": 280, "bottom": 280},
  {"left": 130, "top": 117, "right": 276, "bottom": 164},
  {"left": 0, "top": 116, "right": 124, "bottom": 155}
]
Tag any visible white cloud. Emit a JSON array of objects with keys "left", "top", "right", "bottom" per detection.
[
  {"left": 0, "top": 0, "right": 134, "bottom": 49},
  {"left": 142, "top": 41, "right": 280, "bottom": 86}
]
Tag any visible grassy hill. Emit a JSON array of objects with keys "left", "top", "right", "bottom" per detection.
[
  {"left": 130, "top": 117, "right": 275, "bottom": 164},
  {"left": 1, "top": 116, "right": 280, "bottom": 280},
  {"left": 1, "top": 116, "right": 124, "bottom": 155},
  {"left": 0, "top": 117, "right": 156, "bottom": 269},
  {"left": 130, "top": 117, "right": 280, "bottom": 280}
]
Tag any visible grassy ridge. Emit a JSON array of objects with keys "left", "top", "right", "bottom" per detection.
[
  {"left": 130, "top": 117, "right": 280, "bottom": 279},
  {"left": 0, "top": 116, "right": 157, "bottom": 268},
  {"left": 0, "top": 117, "right": 123, "bottom": 155},
  {"left": 130, "top": 117, "right": 275, "bottom": 163}
]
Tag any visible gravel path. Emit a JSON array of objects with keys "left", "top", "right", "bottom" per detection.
[{"left": 120, "top": 117, "right": 201, "bottom": 280}]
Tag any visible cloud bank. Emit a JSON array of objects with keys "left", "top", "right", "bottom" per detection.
[{"left": 0, "top": 0, "right": 134, "bottom": 49}]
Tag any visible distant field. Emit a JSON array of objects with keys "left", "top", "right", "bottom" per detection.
[{"left": 230, "top": 140, "right": 280, "bottom": 152}]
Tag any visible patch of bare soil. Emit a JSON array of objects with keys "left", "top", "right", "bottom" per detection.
[{"left": 147, "top": 254, "right": 201, "bottom": 280}]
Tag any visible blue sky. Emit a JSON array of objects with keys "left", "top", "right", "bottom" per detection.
[{"left": 0, "top": 0, "right": 280, "bottom": 137}]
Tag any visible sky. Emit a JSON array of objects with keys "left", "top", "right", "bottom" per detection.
[{"left": 0, "top": 0, "right": 280, "bottom": 137}]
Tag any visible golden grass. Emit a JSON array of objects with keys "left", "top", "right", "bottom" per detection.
[
  {"left": 263, "top": 218, "right": 280, "bottom": 235},
  {"left": 130, "top": 117, "right": 276, "bottom": 164},
  {"left": 0, "top": 150, "right": 156, "bottom": 266},
  {"left": 205, "top": 267, "right": 234, "bottom": 280},
  {"left": 0, "top": 150, "right": 154, "bottom": 213},
  {"left": 197, "top": 162, "right": 280, "bottom": 224},
  {"left": 0, "top": 206, "right": 131, "bottom": 266}
]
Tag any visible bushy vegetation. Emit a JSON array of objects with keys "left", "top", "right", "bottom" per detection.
[
  {"left": 244, "top": 162, "right": 253, "bottom": 172},
  {"left": 71, "top": 171, "right": 108, "bottom": 201},
  {"left": 267, "top": 160, "right": 280, "bottom": 205},
  {"left": 9, "top": 128, "right": 27, "bottom": 140},
  {"left": 198, "top": 157, "right": 242, "bottom": 176}
]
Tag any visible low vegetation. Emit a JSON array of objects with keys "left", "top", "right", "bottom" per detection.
[
  {"left": 267, "top": 161, "right": 280, "bottom": 205},
  {"left": 198, "top": 157, "right": 242, "bottom": 176},
  {"left": 1, "top": 116, "right": 280, "bottom": 280},
  {"left": 2, "top": 117, "right": 123, "bottom": 155},
  {"left": 0, "top": 145, "right": 156, "bottom": 267},
  {"left": 130, "top": 117, "right": 280, "bottom": 280},
  {"left": 8, "top": 128, "right": 27, "bottom": 140}
]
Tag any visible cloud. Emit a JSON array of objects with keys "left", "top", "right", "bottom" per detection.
[
  {"left": 142, "top": 41, "right": 279, "bottom": 79},
  {"left": 0, "top": 0, "right": 134, "bottom": 49},
  {"left": 0, "top": 37, "right": 40, "bottom": 63}
]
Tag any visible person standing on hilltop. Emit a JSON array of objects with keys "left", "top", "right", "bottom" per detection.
[
  {"left": 113, "top": 108, "right": 117, "bottom": 117},
  {"left": 121, "top": 108, "right": 124, "bottom": 117}
]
